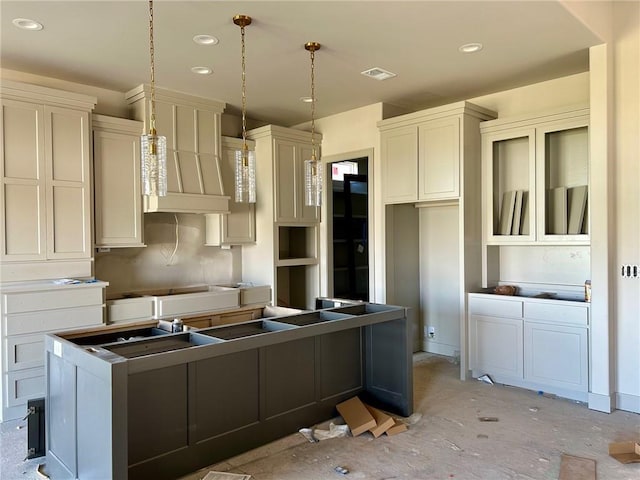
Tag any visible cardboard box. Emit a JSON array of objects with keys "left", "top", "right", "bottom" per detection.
[
  {"left": 336, "top": 397, "right": 376, "bottom": 436},
  {"left": 364, "top": 404, "right": 395, "bottom": 438},
  {"left": 385, "top": 419, "right": 408, "bottom": 436},
  {"left": 609, "top": 441, "right": 640, "bottom": 464}
]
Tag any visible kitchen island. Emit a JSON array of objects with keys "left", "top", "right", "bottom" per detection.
[{"left": 44, "top": 300, "right": 412, "bottom": 480}]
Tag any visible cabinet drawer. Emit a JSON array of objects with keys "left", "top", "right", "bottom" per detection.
[
  {"left": 5, "top": 305, "right": 104, "bottom": 336},
  {"left": 212, "top": 311, "right": 258, "bottom": 326},
  {"left": 5, "top": 368, "right": 44, "bottom": 407},
  {"left": 6, "top": 334, "right": 44, "bottom": 371},
  {"left": 524, "top": 302, "right": 588, "bottom": 326},
  {"left": 107, "top": 297, "right": 154, "bottom": 324},
  {"left": 4, "top": 287, "right": 103, "bottom": 314},
  {"left": 468, "top": 296, "right": 523, "bottom": 318}
]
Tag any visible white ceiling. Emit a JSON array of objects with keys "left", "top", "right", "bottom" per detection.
[{"left": 1, "top": 1, "right": 602, "bottom": 126}]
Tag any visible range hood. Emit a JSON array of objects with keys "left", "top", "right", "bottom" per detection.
[{"left": 126, "top": 84, "right": 230, "bottom": 214}]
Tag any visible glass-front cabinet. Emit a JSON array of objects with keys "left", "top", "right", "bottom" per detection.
[{"left": 481, "top": 106, "right": 589, "bottom": 246}]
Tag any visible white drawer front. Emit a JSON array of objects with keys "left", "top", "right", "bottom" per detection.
[
  {"left": 107, "top": 298, "right": 154, "bottom": 323},
  {"left": 468, "top": 296, "right": 523, "bottom": 318},
  {"left": 6, "top": 368, "right": 44, "bottom": 407},
  {"left": 5, "top": 305, "right": 103, "bottom": 336},
  {"left": 6, "top": 334, "right": 44, "bottom": 371},
  {"left": 524, "top": 302, "right": 589, "bottom": 326},
  {"left": 4, "top": 286, "right": 103, "bottom": 314}
]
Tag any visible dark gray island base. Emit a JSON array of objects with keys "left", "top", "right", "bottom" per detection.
[{"left": 44, "top": 301, "right": 412, "bottom": 480}]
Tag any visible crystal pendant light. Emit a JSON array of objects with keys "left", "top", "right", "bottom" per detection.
[
  {"left": 304, "top": 42, "right": 322, "bottom": 207},
  {"left": 141, "top": 0, "right": 167, "bottom": 197},
  {"left": 233, "top": 14, "right": 256, "bottom": 203}
]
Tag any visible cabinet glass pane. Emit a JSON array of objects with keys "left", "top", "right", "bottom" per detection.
[
  {"left": 544, "top": 127, "right": 588, "bottom": 236},
  {"left": 492, "top": 137, "right": 530, "bottom": 236}
]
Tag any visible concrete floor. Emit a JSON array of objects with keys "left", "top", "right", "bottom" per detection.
[{"left": 2, "top": 354, "right": 639, "bottom": 479}]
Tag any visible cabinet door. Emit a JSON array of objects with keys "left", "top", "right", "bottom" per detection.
[
  {"left": 470, "top": 314, "right": 523, "bottom": 378},
  {"left": 381, "top": 126, "right": 417, "bottom": 204},
  {"left": 45, "top": 106, "right": 91, "bottom": 259},
  {"left": 0, "top": 100, "right": 46, "bottom": 261},
  {"left": 218, "top": 139, "right": 255, "bottom": 244},
  {"left": 535, "top": 117, "right": 589, "bottom": 244},
  {"left": 274, "top": 138, "right": 298, "bottom": 222},
  {"left": 93, "top": 129, "right": 143, "bottom": 247},
  {"left": 524, "top": 322, "right": 588, "bottom": 392},
  {"left": 483, "top": 128, "right": 536, "bottom": 244},
  {"left": 418, "top": 117, "right": 460, "bottom": 200}
]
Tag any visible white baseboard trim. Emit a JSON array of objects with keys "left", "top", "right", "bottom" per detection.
[
  {"left": 588, "top": 392, "right": 613, "bottom": 413},
  {"left": 422, "top": 338, "right": 457, "bottom": 357},
  {"left": 615, "top": 392, "right": 640, "bottom": 414}
]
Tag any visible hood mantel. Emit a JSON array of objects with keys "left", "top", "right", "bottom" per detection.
[{"left": 125, "top": 84, "right": 230, "bottom": 214}]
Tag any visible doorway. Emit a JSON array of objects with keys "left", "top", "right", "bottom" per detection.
[{"left": 330, "top": 158, "right": 369, "bottom": 301}]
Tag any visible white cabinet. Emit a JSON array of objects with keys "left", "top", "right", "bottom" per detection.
[
  {"left": 204, "top": 136, "right": 256, "bottom": 246},
  {"left": 0, "top": 81, "right": 96, "bottom": 281},
  {"left": 125, "top": 85, "right": 229, "bottom": 214},
  {"left": 380, "top": 102, "right": 494, "bottom": 204},
  {"left": 0, "top": 280, "right": 107, "bottom": 420},
  {"left": 243, "top": 125, "right": 321, "bottom": 309},
  {"left": 481, "top": 106, "right": 589, "bottom": 245},
  {"left": 468, "top": 293, "right": 589, "bottom": 401},
  {"left": 93, "top": 114, "right": 144, "bottom": 248}
]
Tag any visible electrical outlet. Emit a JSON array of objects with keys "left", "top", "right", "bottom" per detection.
[
  {"left": 621, "top": 264, "right": 640, "bottom": 278},
  {"left": 427, "top": 326, "right": 435, "bottom": 338}
]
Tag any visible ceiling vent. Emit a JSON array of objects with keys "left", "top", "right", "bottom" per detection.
[{"left": 361, "top": 67, "right": 397, "bottom": 81}]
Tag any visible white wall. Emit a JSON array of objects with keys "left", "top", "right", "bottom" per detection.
[{"left": 612, "top": 1, "right": 640, "bottom": 412}]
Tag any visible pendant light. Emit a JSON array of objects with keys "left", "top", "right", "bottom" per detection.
[
  {"left": 141, "top": 0, "right": 167, "bottom": 197},
  {"left": 233, "top": 14, "right": 256, "bottom": 203},
  {"left": 304, "top": 42, "right": 322, "bottom": 207}
]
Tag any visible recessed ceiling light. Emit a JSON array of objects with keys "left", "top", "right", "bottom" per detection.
[
  {"left": 459, "top": 43, "right": 483, "bottom": 53},
  {"left": 191, "top": 66, "right": 213, "bottom": 75},
  {"left": 12, "top": 18, "right": 43, "bottom": 31},
  {"left": 193, "top": 34, "right": 219, "bottom": 46},
  {"left": 360, "top": 67, "right": 397, "bottom": 81},
  {"left": 300, "top": 96, "right": 313, "bottom": 103}
]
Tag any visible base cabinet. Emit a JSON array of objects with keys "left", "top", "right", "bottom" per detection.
[
  {"left": 0, "top": 281, "right": 107, "bottom": 421},
  {"left": 469, "top": 293, "right": 589, "bottom": 401},
  {"left": 470, "top": 314, "right": 523, "bottom": 378}
]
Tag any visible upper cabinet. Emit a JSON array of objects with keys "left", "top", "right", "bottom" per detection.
[
  {"left": 204, "top": 136, "right": 256, "bottom": 246},
  {"left": 379, "top": 102, "right": 496, "bottom": 204},
  {"left": 92, "top": 114, "right": 144, "bottom": 248},
  {"left": 247, "top": 125, "right": 320, "bottom": 224},
  {"left": 0, "top": 81, "right": 96, "bottom": 281},
  {"left": 125, "top": 85, "right": 229, "bottom": 214},
  {"left": 481, "top": 106, "right": 589, "bottom": 245}
]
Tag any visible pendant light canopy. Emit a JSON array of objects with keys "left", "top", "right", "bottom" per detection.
[
  {"left": 233, "top": 14, "right": 256, "bottom": 204},
  {"left": 141, "top": 0, "right": 167, "bottom": 196},
  {"left": 304, "top": 41, "right": 322, "bottom": 207}
]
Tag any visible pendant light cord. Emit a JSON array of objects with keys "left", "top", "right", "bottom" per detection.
[
  {"left": 309, "top": 47, "right": 316, "bottom": 159},
  {"left": 240, "top": 23, "right": 248, "bottom": 154},
  {"left": 148, "top": 0, "right": 157, "bottom": 135}
]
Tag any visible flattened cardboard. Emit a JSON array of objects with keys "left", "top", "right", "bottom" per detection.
[
  {"left": 609, "top": 441, "right": 640, "bottom": 464},
  {"left": 336, "top": 397, "right": 376, "bottom": 436},
  {"left": 385, "top": 419, "right": 408, "bottom": 436},
  {"left": 559, "top": 454, "right": 596, "bottom": 480},
  {"left": 364, "top": 404, "right": 394, "bottom": 438}
]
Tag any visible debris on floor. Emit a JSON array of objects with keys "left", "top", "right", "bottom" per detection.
[
  {"left": 202, "top": 472, "right": 251, "bottom": 480},
  {"left": 558, "top": 453, "right": 596, "bottom": 480},
  {"left": 299, "top": 423, "right": 350, "bottom": 443},
  {"left": 334, "top": 465, "right": 349, "bottom": 475},
  {"left": 477, "top": 374, "right": 494, "bottom": 384},
  {"left": 478, "top": 416, "right": 499, "bottom": 422},
  {"left": 608, "top": 441, "right": 640, "bottom": 463},
  {"left": 36, "top": 464, "right": 50, "bottom": 479},
  {"left": 335, "top": 396, "right": 409, "bottom": 439},
  {"left": 529, "top": 406, "right": 539, "bottom": 412},
  {"left": 336, "top": 397, "right": 377, "bottom": 436}
]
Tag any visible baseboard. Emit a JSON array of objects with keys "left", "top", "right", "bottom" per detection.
[
  {"left": 588, "top": 392, "right": 613, "bottom": 413},
  {"left": 615, "top": 392, "right": 640, "bottom": 414},
  {"left": 422, "top": 338, "right": 457, "bottom": 357}
]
